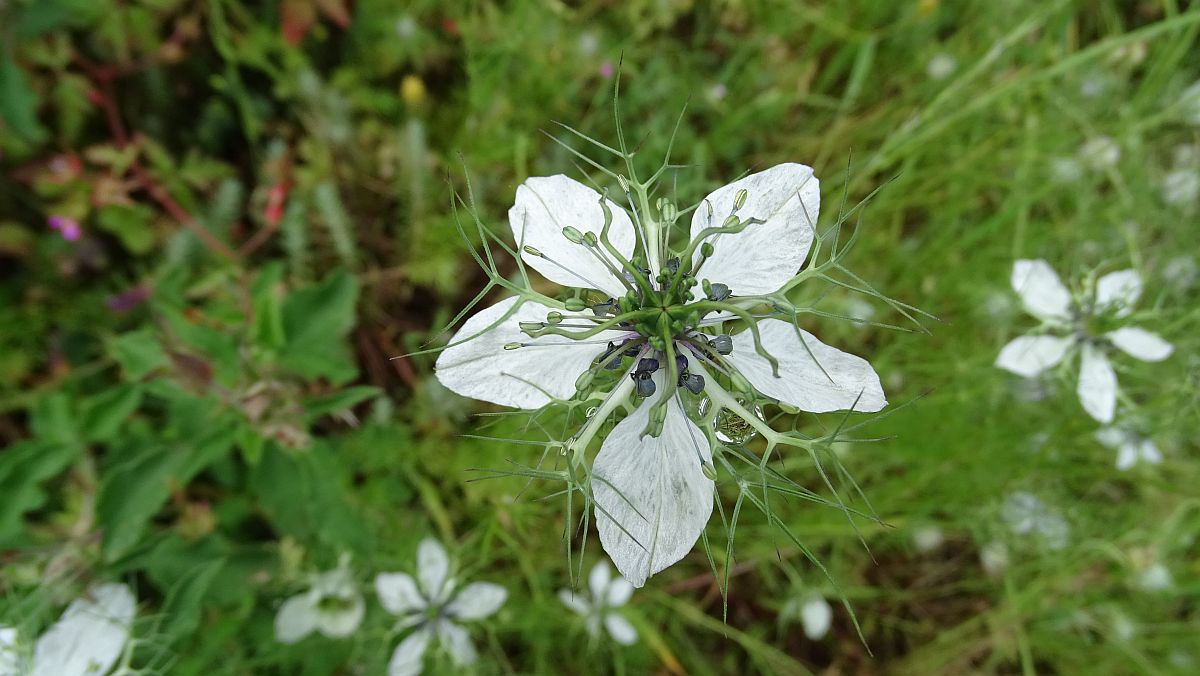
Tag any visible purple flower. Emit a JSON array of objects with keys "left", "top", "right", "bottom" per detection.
[
  {"left": 106, "top": 285, "right": 151, "bottom": 313},
  {"left": 599, "top": 61, "right": 614, "bottom": 79},
  {"left": 48, "top": 216, "right": 82, "bottom": 241}
]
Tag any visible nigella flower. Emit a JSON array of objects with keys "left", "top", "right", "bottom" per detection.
[
  {"left": 558, "top": 562, "right": 637, "bottom": 645},
  {"left": 1001, "top": 491, "right": 1069, "bottom": 550},
  {"left": 435, "top": 163, "right": 886, "bottom": 585},
  {"left": 274, "top": 556, "right": 365, "bottom": 644},
  {"left": 996, "top": 260, "right": 1173, "bottom": 423},
  {"left": 375, "top": 538, "right": 506, "bottom": 676},
  {"left": 3, "top": 583, "right": 137, "bottom": 676},
  {"left": 1094, "top": 425, "right": 1162, "bottom": 470}
]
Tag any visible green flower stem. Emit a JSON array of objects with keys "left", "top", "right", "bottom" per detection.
[
  {"left": 566, "top": 374, "right": 635, "bottom": 468},
  {"left": 680, "top": 300, "right": 781, "bottom": 375},
  {"left": 525, "top": 309, "right": 656, "bottom": 340}
]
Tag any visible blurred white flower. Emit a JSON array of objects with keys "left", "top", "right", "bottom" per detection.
[
  {"left": 376, "top": 538, "right": 507, "bottom": 676},
  {"left": 1094, "top": 426, "right": 1161, "bottom": 471},
  {"left": 274, "top": 556, "right": 364, "bottom": 644},
  {"left": 1079, "top": 136, "right": 1120, "bottom": 171},
  {"left": 996, "top": 260, "right": 1173, "bottom": 423},
  {"left": 1162, "top": 169, "right": 1200, "bottom": 206},
  {"left": 1172, "top": 143, "right": 1199, "bottom": 167},
  {"left": 781, "top": 595, "right": 832, "bottom": 640},
  {"left": 394, "top": 16, "right": 417, "bottom": 39},
  {"left": 706, "top": 83, "right": 728, "bottom": 102},
  {"left": 1109, "top": 41, "right": 1146, "bottom": 67},
  {"left": 980, "top": 541, "right": 1010, "bottom": 576},
  {"left": 1163, "top": 256, "right": 1198, "bottom": 291},
  {"left": 577, "top": 31, "right": 600, "bottom": 57},
  {"left": 1079, "top": 74, "right": 1112, "bottom": 99},
  {"left": 558, "top": 562, "right": 637, "bottom": 645},
  {"left": 29, "top": 583, "right": 136, "bottom": 676},
  {"left": 912, "top": 525, "right": 944, "bottom": 553},
  {"left": 0, "top": 626, "right": 18, "bottom": 676},
  {"left": 1179, "top": 80, "right": 1200, "bottom": 125},
  {"left": 926, "top": 53, "right": 956, "bottom": 80},
  {"left": 1049, "top": 157, "right": 1084, "bottom": 184},
  {"left": 844, "top": 297, "right": 876, "bottom": 326},
  {"left": 1136, "top": 562, "right": 1173, "bottom": 591},
  {"left": 1001, "top": 491, "right": 1069, "bottom": 550}
]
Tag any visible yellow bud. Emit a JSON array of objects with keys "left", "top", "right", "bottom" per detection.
[{"left": 401, "top": 75, "right": 427, "bottom": 106}]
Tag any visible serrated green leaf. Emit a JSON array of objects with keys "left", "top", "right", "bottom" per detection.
[
  {"left": 280, "top": 269, "right": 359, "bottom": 383},
  {"left": 109, "top": 328, "right": 169, "bottom": 380},
  {"left": 80, "top": 383, "right": 143, "bottom": 443},
  {"left": 0, "top": 440, "right": 79, "bottom": 545}
]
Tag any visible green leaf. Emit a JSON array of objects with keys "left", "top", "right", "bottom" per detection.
[
  {"left": 0, "top": 52, "right": 47, "bottom": 145},
  {"left": 251, "top": 442, "right": 368, "bottom": 551},
  {"left": 0, "top": 440, "right": 79, "bottom": 545},
  {"left": 280, "top": 270, "right": 360, "bottom": 383},
  {"left": 79, "top": 384, "right": 143, "bottom": 443},
  {"left": 96, "top": 203, "right": 157, "bottom": 254},
  {"left": 251, "top": 262, "right": 286, "bottom": 351},
  {"left": 109, "top": 328, "right": 169, "bottom": 380},
  {"left": 302, "top": 385, "right": 380, "bottom": 421},
  {"left": 159, "top": 558, "right": 226, "bottom": 643}
]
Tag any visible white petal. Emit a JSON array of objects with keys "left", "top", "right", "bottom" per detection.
[
  {"left": 1077, "top": 345, "right": 1117, "bottom": 423},
  {"left": 727, "top": 319, "right": 886, "bottom": 413},
  {"left": 435, "top": 296, "right": 605, "bottom": 409},
  {"left": 0, "top": 627, "right": 17, "bottom": 676},
  {"left": 508, "top": 175, "right": 636, "bottom": 298},
  {"left": 801, "top": 597, "right": 832, "bottom": 640},
  {"left": 995, "top": 335, "right": 1074, "bottom": 377},
  {"left": 592, "top": 396, "right": 714, "bottom": 587},
  {"left": 446, "top": 583, "right": 506, "bottom": 621},
  {"left": 33, "top": 583, "right": 136, "bottom": 676},
  {"left": 1106, "top": 327, "right": 1173, "bottom": 362},
  {"left": 605, "top": 577, "right": 635, "bottom": 608},
  {"left": 1093, "top": 426, "right": 1126, "bottom": 449},
  {"left": 588, "top": 562, "right": 612, "bottom": 601},
  {"left": 690, "top": 163, "right": 818, "bottom": 296},
  {"left": 1138, "top": 439, "right": 1162, "bottom": 465},
  {"left": 417, "top": 538, "right": 451, "bottom": 602},
  {"left": 375, "top": 573, "right": 425, "bottom": 616},
  {"left": 436, "top": 620, "right": 477, "bottom": 666},
  {"left": 274, "top": 594, "right": 318, "bottom": 644},
  {"left": 603, "top": 613, "right": 639, "bottom": 646},
  {"left": 315, "top": 596, "right": 364, "bottom": 638},
  {"left": 1011, "top": 259, "right": 1072, "bottom": 322},
  {"left": 557, "top": 589, "right": 592, "bottom": 616},
  {"left": 387, "top": 628, "right": 431, "bottom": 676},
  {"left": 1095, "top": 269, "right": 1142, "bottom": 317},
  {"left": 1115, "top": 443, "right": 1139, "bottom": 471}
]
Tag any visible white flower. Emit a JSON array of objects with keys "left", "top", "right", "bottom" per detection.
[
  {"left": 1136, "top": 562, "right": 1173, "bottom": 591},
  {"left": 1, "top": 626, "right": 18, "bottom": 676},
  {"left": 376, "top": 538, "right": 506, "bottom": 676},
  {"left": 996, "top": 259, "right": 1173, "bottom": 423},
  {"left": 979, "top": 541, "right": 1010, "bottom": 577},
  {"left": 1079, "top": 136, "right": 1120, "bottom": 171},
  {"left": 912, "top": 525, "right": 944, "bottom": 553},
  {"left": 1179, "top": 80, "right": 1200, "bottom": 126},
  {"left": 558, "top": 562, "right": 637, "bottom": 645},
  {"left": 274, "top": 556, "right": 365, "bottom": 644},
  {"left": 926, "top": 53, "right": 956, "bottom": 80},
  {"left": 1163, "top": 256, "right": 1198, "bottom": 291},
  {"left": 781, "top": 595, "right": 832, "bottom": 640},
  {"left": 1095, "top": 426, "right": 1162, "bottom": 470},
  {"left": 1001, "top": 491, "right": 1069, "bottom": 550},
  {"left": 435, "top": 165, "right": 886, "bottom": 586},
  {"left": 1162, "top": 169, "right": 1200, "bottom": 206},
  {"left": 28, "top": 583, "right": 136, "bottom": 676},
  {"left": 1049, "top": 157, "right": 1083, "bottom": 184}
]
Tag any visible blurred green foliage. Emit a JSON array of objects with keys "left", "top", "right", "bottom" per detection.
[{"left": 1, "top": 0, "right": 1198, "bottom": 674}]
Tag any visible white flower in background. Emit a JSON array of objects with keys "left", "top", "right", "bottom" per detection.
[
  {"left": 706, "top": 83, "right": 728, "bottom": 102},
  {"left": 274, "top": 555, "right": 365, "bottom": 644},
  {"left": 1179, "top": 80, "right": 1200, "bottom": 125},
  {"left": 1079, "top": 136, "right": 1120, "bottom": 171},
  {"left": 1094, "top": 426, "right": 1162, "bottom": 470},
  {"left": 1135, "top": 562, "right": 1172, "bottom": 591},
  {"left": 1049, "top": 157, "right": 1084, "bottom": 184},
  {"left": 780, "top": 594, "right": 832, "bottom": 640},
  {"left": 1, "top": 626, "right": 18, "bottom": 676},
  {"left": 435, "top": 164, "right": 886, "bottom": 586},
  {"left": 1001, "top": 491, "right": 1069, "bottom": 550},
  {"left": 926, "top": 53, "right": 956, "bottom": 80},
  {"left": 979, "top": 541, "right": 1010, "bottom": 576},
  {"left": 912, "top": 525, "right": 944, "bottom": 553},
  {"left": 558, "top": 562, "right": 637, "bottom": 645},
  {"left": 376, "top": 538, "right": 506, "bottom": 676},
  {"left": 996, "top": 259, "right": 1173, "bottom": 423},
  {"left": 1163, "top": 256, "right": 1198, "bottom": 291},
  {"left": 21, "top": 583, "right": 136, "bottom": 676},
  {"left": 1162, "top": 169, "right": 1200, "bottom": 206},
  {"left": 1079, "top": 73, "right": 1112, "bottom": 99}
]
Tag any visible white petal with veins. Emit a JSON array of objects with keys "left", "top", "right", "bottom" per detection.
[
  {"left": 509, "top": 175, "right": 636, "bottom": 298},
  {"left": 1095, "top": 269, "right": 1142, "bottom": 317},
  {"left": 1077, "top": 344, "right": 1117, "bottom": 423},
  {"left": 690, "top": 163, "right": 819, "bottom": 296},
  {"left": 1011, "top": 259, "right": 1072, "bottom": 322},
  {"left": 996, "top": 335, "right": 1074, "bottom": 377},
  {"left": 435, "top": 296, "right": 606, "bottom": 409}
]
